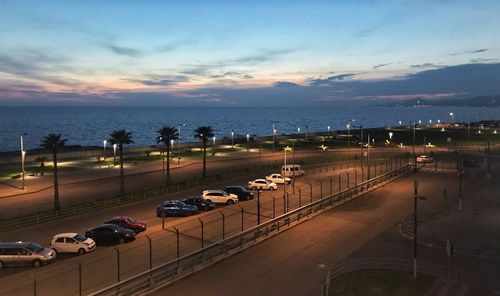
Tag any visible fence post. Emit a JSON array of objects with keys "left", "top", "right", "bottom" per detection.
[
  {"left": 115, "top": 247, "right": 120, "bottom": 283},
  {"left": 319, "top": 180, "right": 323, "bottom": 198},
  {"left": 361, "top": 167, "right": 365, "bottom": 182},
  {"left": 33, "top": 274, "right": 37, "bottom": 296},
  {"left": 298, "top": 188, "right": 302, "bottom": 207},
  {"left": 355, "top": 170, "right": 358, "bottom": 186},
  {"left": 162, "top": 214, "right": 165, "bottom": 230},
  {"left": 329, "top": 177, "right": 333, "bottom": 195},
  {"left": 240, "top": 207, "right": 244, "bottom": 231},
  {"left": 374, "top": 163, "right": 377, "bottom": 177},
  {"left": 175, "top": 227, "right": 180, "bottom": 258},
  {"left": 309, "top": 183, "right": 313, "bottom": 198},
  {"left": 199, "top": 219, "right": 204, "bottom": 249},
  {"left": 78, "top": 262, "right": 82, "bottom": 296},
  {"left": 219, "top": 212, "right": 225, "bottom": 239},
  {"left": 147, "top": 236, "right": 152, "bottom": 270},
  {"left": 272, "top": 197, "right": 276, "bottom": 218},
  {"left": 347, "top": 172, "right": 350, "bottom": 188},
  {"left": 257, "top": 190, "right": 261, "bottom": 225},
  {"left": 338, "top": 174, "right": 341, "bottom": 192},
  {"left": 283, "top": 195, "right": 286, "bottom": 214}
]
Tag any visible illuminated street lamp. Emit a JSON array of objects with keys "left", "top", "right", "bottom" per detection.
[
  {"left": 327, "top": 125, "right": 331, "bottom": 137},
  {"left": 388, "top": 132, "right": 393, "bottom": 145},
  {"left": 246, "top": 134, "right": 250, "bottom": 151},
  {"left": 449, "top": 112, "right": 454, "bottom": 122},
  {"left": 170, "top": 139, "right": 174, "bottom": 151},
  {"left": 283, "top": 146, "right": 292, "bottom": 212},
  {"left": 346, "top": 123, "right": 350, "bottom": 148},
  {"left": 20, "top": 134, "right": 26, "bottom": 190},
  {"left": 103, "top": 140, "right": 107, "bottom": 160},
  {"left": 212, "top": 136, "right": 216, "bottom": 147},
  {"left": 437, "top": 119, "right": 441, "bottom": 124},
  {"left": 113, "top": 144, "right": 117, "bottom": 162},
  {"left": 429, "top": 119, "right": 432, "bottom": 126},
  {"left": 418, "top": 120, "right": 422, "bottom": 125},
  {"left": 398, "top": 120, "right": 402, "bottom": 126},
  {"left": 231, "top": 131, "right": 234, "bottom": 148}
]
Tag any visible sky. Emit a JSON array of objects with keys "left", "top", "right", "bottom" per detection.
[{"left": 0, "top": 0, "right": 499, "bottom": 106}]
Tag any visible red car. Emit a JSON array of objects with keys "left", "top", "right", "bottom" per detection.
[{"left": 103, "top": 216, "right": 147, "bottom": 233}]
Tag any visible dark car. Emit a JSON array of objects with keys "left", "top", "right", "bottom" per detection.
[
  {"left": 182, "top": 196, "right": 216, "bottom": 211},
  {"left": 104, "top": 216, "right": 147, "bottom": 233},
  {"left": 156, "top": 200, "right": 198, "bottom": 217},
  {"left": 85, "top": 224, "right": 135, "bottom": 244},
  {"left": 223, "top": 186, "right": 255, "bottom": 201}
]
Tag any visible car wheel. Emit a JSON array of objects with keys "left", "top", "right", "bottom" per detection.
[
  {"left": 269, "top": 186, "right": 276, "bottom": 191},
  {"left": 206, "top": 199, "right": 212, "bottom": 204},
  {"left": 33, "top": 260, "right": 42, "bottom": 268},
  {"left": 78, "top": 248, "right": 86, "bottom": 255},
  {"left": 252, "top": 186, "right": 257, "bottom": 190},
  {"left": 226, "top": 199, "right": 235, "bottom": 205},
  {"left": 118, "top": 237, "right": 125, "bottom": 244}
]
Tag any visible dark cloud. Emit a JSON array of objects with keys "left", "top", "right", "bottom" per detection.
[
  {"left": 125, "top": 75, "right": 189, "bottom": 86},
  {"left": 470, "top": 58, "right": 498, "bottom": 63},
  {"left": 450, "top": 48, "right": 488, "bottom": 56},
  {"left": 309, "top": 73, "right": 355, "bottom": 86},
  {"left": 102, "top": 44, "right": 142, "bottom": 57},
  {"left": 273, "top": 81, "right": 300, "bottom": 88},
  {"left": 410, "top": 63, "right": 442, "bottom": 68},
  {"left": 373, "top": 61, "right": 402, "bottom": 69}
]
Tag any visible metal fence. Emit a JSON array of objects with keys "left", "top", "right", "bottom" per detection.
[
  {"left": 88, "top": 165, "right": 411, "bottom": 296},
  {"left": 322, "top": 257, "right": 457, "bottom": 296}
]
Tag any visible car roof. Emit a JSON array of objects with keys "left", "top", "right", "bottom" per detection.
[
  {"left": 418, "top": 155, "right": 429, "bottom": 157},
  {"left": 203, "top": 190, "right": 224, "bottom": 193},
  {"left": 0, "top": 241, "right": 34, "bottom": 247},
  {"left": 253, "top": 179, "right": 268, "bottom": 182},
  {"left": 53, "top": 233, "right": 79, "bottom": 239}
]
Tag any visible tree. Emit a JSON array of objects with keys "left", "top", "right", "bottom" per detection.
[
  {"left": 156, "top": 126, "right": 179, "bottom": 185},
  {"left": 194, "top": 126, "right": 214, "bottom": 179},
  {"left": 109, "top": 130, "right": 134, "bottom": 195},
  {"left": 40, "top": 134, "right": 67, "bottom": 211}
]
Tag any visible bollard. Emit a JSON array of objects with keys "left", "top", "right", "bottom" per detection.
[
  {"left": 162, "top": 214, "right": 165, "bottom": 230},
  {"left": 309, "top": 183, "right": 313, "bottom": 198}
]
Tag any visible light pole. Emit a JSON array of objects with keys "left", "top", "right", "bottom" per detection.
[
  {"left": 429, "top": 119, "right": 432, "bottom": 126},
  {"left": 413, "top": 178, "right": 419, "bottom": 279},
  {"left": 178, "top": 123, "right": 185, "bottom": 165},
  {"left": 212, "top": 136, "right": 216, "bottom": 147},
  {"left": 305, "top": 125, "right": 308, "bottom": 141},
  {"left": 327, "top": 125, "right": 331, "bottom": 137},
  {"left": 246, "top": 134, "right": 250, "bottom": 152},
  {"left": 297, "top": 127, "right": 301, "bottom": 139},
  {"left": 103, "top": 140, "right": 107, "bottom": 160},
  {"left": 346, "top": 123, "right": 350, "bottom": 148},
  {"left": 231, "top": 131, "right": 234, "bottom": 148},
  {"left": 389, "top": 132, "right": 393, "bottom": 145},
  {"left": 449, "top": 112, "right": 454, "bottom": 123},
  {"left": 113, "top": 144, "right": 117, "bottom": 163},
  {"left": 412, "top": 121, "right": 416, "bottom": 171},
  {"left": 437, "top": 119, "right": 441, "bottom": 124},
  {"left": 20, "top": 134, "right": 26, "bottom": 190},
  {"left": 272, "top": 122, "right": 278, "bottom": 155},
  {"left": 399, "top": 120, "right": 402, "bottom": 126},
  {"left": 283, "top": 146, "right": 292, "bottom": 212}
]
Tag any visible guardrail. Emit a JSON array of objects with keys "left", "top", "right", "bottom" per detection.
[
  {"left": 322, "top": 257, "right": 457, "bottom": 295},
  {"left": 88, "top": 165, "right": 411, "bottom": 296}
]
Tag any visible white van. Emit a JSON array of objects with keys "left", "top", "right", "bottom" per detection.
[{"left": 281, "top": 164, "right": 305, "bottom": 177}]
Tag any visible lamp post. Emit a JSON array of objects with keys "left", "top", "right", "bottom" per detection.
[
  {"left": 212, "top": 136, "right": 216, "bottom": 147},
  {"left": 283, "top": 146, "right": 292, "bottom": 212},
  {"left": 231, "top": 131, "right": 234, "bottom": 148},
  {"left": 103, "top": 140, "right": 107, "bottom": 160},
  {"left": 327, "top": 125, "right": 330, "bottom": 137},
  {"left": 449, "top": 112, "right": 454, "bottom": 123},
  {"left": 20, "top": 134, "right": 26, "bottom": 190},
  {"left": 178, "top": 123, "right": 185, "bottom": 165},
  {"left": 346, "top": 124, "right": 350, "bottom": 148},
  {"left": 113, "top": 144, "right": 117, "bottom": 163},
  {"left": 272, "top": 122, "right": 278, "bottom": 155},
  {"left": 399, "top": 120, "right": 402, "bottom": 126},
  {"left": 412, "top": 121, "right": 416, "bottom": 171},
  {"left": 389, "top": 132, "right": 393, "bottom": 145},
  {"left": 297, "top": 127, "right": 301, "bottom": 139},
  {"left": 437, "top": 119, "right": 441, "bottom": 124},
  {"left": 429, "top": 119, "right": 432, "bottom": 126},
  {"left": 246, "top": 134, "right": 250, "bottom": 152}
]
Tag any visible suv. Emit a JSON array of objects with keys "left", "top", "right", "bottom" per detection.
[
  {"left": 223, "top": 186, "right": 255, "bottom": 201},
  {"left": 265, "top": 173, "right": 291, "bottom": 184},
  {"left": 0, "top": 241, "right": 56, "bottom": 268},
  {"left": 247, "top": 179, "right": 277, "bottom": 190},
  {"left": 202, "top": 190, "right": 239, "bottom": 205}
]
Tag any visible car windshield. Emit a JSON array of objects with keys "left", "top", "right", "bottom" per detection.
[
  {"left": 73, "top": 234, "right": 87, "bottom": 242},
  {"left": 125, "top": 217, "right": 136, "bottom": 223},
  {"left": 26, "top": 242, "right": 44, "bottom": 253}
]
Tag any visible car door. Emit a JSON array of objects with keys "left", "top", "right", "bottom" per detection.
[
  {"left": 2, "top": 248, "right": 21, "bottom": 266},
  {"left": 65, "top": 237, "right": 79, "bottom": 253}
]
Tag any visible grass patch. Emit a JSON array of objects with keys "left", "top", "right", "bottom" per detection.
[{"left": 329, "top": 269, "right": 434, "bottom": 296}]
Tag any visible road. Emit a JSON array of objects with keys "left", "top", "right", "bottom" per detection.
[
  {"left": 0, "top": 156, "right": 411, "bottom": 296},
  {"left": 150, "top": 172, "right": 461, "bottom": 296}
]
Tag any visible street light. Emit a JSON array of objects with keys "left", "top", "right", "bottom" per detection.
[
  {"left": 246, "top": 134, "right": 250, "bottom": 151},
  {"left": 178, "top": 123, "right": 185, "bottom": 165},
  {"left": 399, "top": 120, "right": 402, "bottom": 126},
  {"left": 346, "top": 124, "right": 350, "bottom": 148},
  {"left": 388, "top": 132, "right": 393, "bottom": 145},
  {"left": 231, "top": 131, "right": 234, "bottom": 148},
  {"left": 429, "top": 119, "right": 432, "bottom": 126},
  {"left": 327, "top": 125, "right": 330, "bottom": 137},
  {"left": 113, "top": 144, "right": 117, "bottom": 162},
  {"left": 103, "top": 140, "right": 107, "bottom": 160},
  {"left": 449, "top": 112, "right": 454, "bottom": 122},
  {"left": 283, "top": 146, "right": 292, "bottom": 212},
  {"left": 20, "top": 134, "right": 26, "bottom": 190},
  {"left": 212, "top": 136, "right": 216, "bottom": 147},
  {"left": 437, "top": 119, "right": 441, "bottom": 124}
]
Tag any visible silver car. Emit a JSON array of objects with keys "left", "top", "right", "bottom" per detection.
[{"left": 0, "top": 241, "right": 56, "bottom": 268}]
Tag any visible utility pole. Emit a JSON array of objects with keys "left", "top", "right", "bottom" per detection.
[{"left": 413, "top": 178, "right": 419, "bottom": 279}]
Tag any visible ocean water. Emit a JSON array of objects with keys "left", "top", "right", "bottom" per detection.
[{"left": 0, "top": 106, "right": 498, "bottom": 152}]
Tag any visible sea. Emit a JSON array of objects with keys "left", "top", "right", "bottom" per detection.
[{"left": 0, "top": 106, "right": 498, "bottom": 152}]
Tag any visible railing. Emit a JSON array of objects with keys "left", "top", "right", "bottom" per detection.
[
  {"left": 322, "top": 257, "right": 457, "bottom": 295},
  {"left": 88, "top": 165, "right": 411, "bottom": 296}
]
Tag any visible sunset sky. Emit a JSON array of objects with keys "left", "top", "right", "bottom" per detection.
[{"left": 0, "top": 0, "right": 499, "bottom": 106}]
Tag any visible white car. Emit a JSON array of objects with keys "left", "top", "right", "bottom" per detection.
[
  {"left": 50, "top": 233, "right": 96, "bottom": 255},
  {"left": 202, "top": 190, "right": 239, "bottom": 205},
  {"left": 416, "top": 155, "right": 434, "bottom": 163},
  {"left": 248, "top": 179, "right": 278, "bottom": 190},
  {"left": 265, "top": 173, "right": 291, "bottom": 184}
]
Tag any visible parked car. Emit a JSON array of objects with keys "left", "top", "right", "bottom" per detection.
[
  {"left": 84, "top": 224, "right": 136, "bottom": 244},
  {"left": 281, "top": 164, "right": 305, "bottom": 177},
  {"left": 202, "top": 190, "right": 239, "bottom": 205},
  {"left": 156, "top": 200, "right": 198, "bottom": 217},
  {"left": 265, "top": 173, "right": 291, "bottom": 184},
  {"left": 247, "top": 179, "right": 277, "bottom": 190},
  {"left": 416, "top": 155, "right": 434, "bottom": 163},
  {"left": 223, "top": 186, "right": 255, "bottom": 201},
  {"left": 0, "top": 241, "right": 56, "bottom": 268},
  {"left": 104, "top": 216, "right": 147, "bottom": 233},
  {"left": 50, "top": 233, "right": 96, "bottom": 255},
  {"left": 182, "top": 196, "right": 216, "bottom": 211}
]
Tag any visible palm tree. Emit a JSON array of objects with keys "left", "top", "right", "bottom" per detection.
[
  {"left": 194, "top": 126, "right": 214, "bottom": 179},
  {"left": 40, "top": 134, "right": 67, "bottom": 211},
  {"left": 156, "top": 126, "right": 179, "bottom": 185},
  {"left": 109, "top": 130, "right": 134, "bottom": 195}
]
